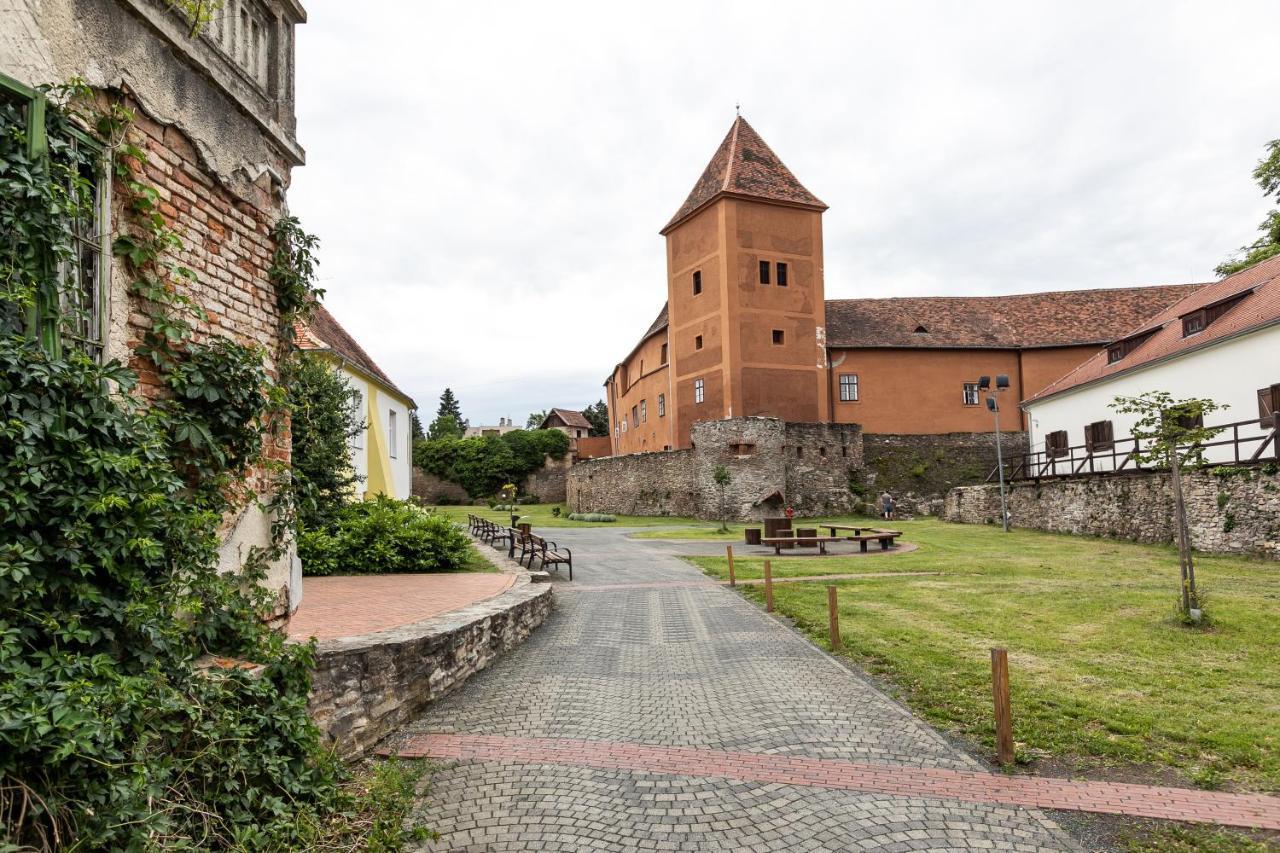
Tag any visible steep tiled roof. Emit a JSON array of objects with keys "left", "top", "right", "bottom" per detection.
[
  {"left": 1029, "top": 256, "right": 1280, "bottom": 403},
  {"left": 824, "top": 284, "right": 1205, "bottom": 349},
  {"left": 661, "top": 116, "right": 826, "bottom": 234},
  {"left": 542, "top": 408, "right": 593, "bottom": 430},
  {"left": 295, "top": 304, "right": 414, "bottom": 404}
]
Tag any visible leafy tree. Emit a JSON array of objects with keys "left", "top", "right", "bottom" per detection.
[
  {"left": 427, "top": 412, "right": 464, "bottom": 441},
  {"left": 713, "top": 464, "right": 732, "bottom": 531},
  {"left": 288, "top": 353, "right": 364, "bottom": 531},
  {"left": 582, "top": 399, "right": 609, "bottom": 437},
  {"left": 1216, "top": 139, "right": 1280, "bottom": 276},
  {"left": 526, "top": 409, "right": 549, "bottom": 429},
  {"left": 413, "top": 429, "right": 571, "bottom": 499},
  {"left": 436, "top": 387, "right": 465, "bottom": 426},
  {"left": 1112, "top": 391, "right": 1226, "bottom": 621},
  {"left": 502, "top": 427, "right": 571, "bottom": 473}
]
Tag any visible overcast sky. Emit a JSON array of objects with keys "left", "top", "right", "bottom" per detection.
[{"left": 288, "top": 1, "right": 1280, "bottom": 426}]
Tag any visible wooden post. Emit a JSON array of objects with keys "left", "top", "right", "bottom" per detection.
[
  {"left": 827, "top": 585, "right": 841, "bottom": 650},
  {"left": 763, "top": 559, "right": 774, "bottom": 613},
  {"left": 990, "top": 648, "right": 1014, "bottom": 766},
  {"left": 726, "top": 545, "right": 736, "bottom": 587}
]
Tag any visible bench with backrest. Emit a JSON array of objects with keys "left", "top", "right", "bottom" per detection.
[
  {"left": 759, "top": 535, "right": 844, "bottom": 556},
  {"left": 509, "top": 526, "right": 534, "bottom": 565},
  {"left": 526, "top": 533, "right": 572, "bottom": 580}
]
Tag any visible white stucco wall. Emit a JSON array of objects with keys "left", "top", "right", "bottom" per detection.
[
  {"left": 380, "top": 392, "right": 413, "bottom": 500},
  {"left": 342, "top": 371, "right": 371, "bottom": 489},
  {"left": 1024, "top": 324, "right": 1280, "bottom": 472},
  {"left": 337, "top": 366, "right": 413, "bottom": 500}
]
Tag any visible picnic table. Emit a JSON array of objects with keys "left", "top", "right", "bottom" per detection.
[{"left": 760, "top": 535, "right": 843, "bottom": 555}]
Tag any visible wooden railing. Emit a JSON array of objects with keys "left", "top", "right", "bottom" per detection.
[{"left": 987, "top": 415, "right": 1280, "bottom": 483}]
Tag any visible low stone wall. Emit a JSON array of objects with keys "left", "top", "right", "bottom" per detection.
[
  {"left": 523, "top": 455, "right": 572, "bottom": 504},
  {"left": 306, "top": 573, "right": 553, "bottom": 757},
  {"left": 863, "top": 432, "right": 1029, "bottom": 516},
  {"left": 945, "top": 465, "right": 1280, "bottom": 559},
  {"left": 411, "top": 468, "right": 470, "bottom": 504},
  {"left": 566, "top": 417, "right": 864, "bottom": 520}
]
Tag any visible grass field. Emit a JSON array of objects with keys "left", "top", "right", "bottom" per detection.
[
  {"left": 682, "top": 517, "right": 1280, "bottom": 794},
  {"left": 424, "top": 503, "right": 701, "bottom": 528}
]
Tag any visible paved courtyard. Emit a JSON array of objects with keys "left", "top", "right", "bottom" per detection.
[{"left": 389, "top": 528, "right": 1083, "bottom": 851}]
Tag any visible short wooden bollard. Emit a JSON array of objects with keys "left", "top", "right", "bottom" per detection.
[
  {"left": 827, "top": 585, "right": 841, "bottom": 650},
  {"left": 763, "top": 560, "right": 774, "bottom": 612},
  {"left": 726, "top": 545, "right": 736, "bottom": 587},
  {"left": 990, "top": 647, "right": 1014, "bottom": 766}
]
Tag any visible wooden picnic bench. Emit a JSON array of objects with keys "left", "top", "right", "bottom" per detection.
[
  {"left": 846, "top": 529, "right": 902, "bottom": 552},
  {"left": 527, "top": 533, "right": 573, "bottom": 580},
  {"left": 760, "top": 535, "right": 844, "bottom": 555}
]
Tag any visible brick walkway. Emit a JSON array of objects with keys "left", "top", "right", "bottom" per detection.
[
  {"left": 287, "top": 572, "right": 514, "bottom": 641},
  {"left": 393, "top": 733, "right": 1280, "bottom": 831}
]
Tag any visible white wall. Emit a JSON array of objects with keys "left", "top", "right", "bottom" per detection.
[
  {"left": 342, "top": 370, "right": 371, "bottom": 490},
  {"left": 1024, "top": 325, "right": 1280, "bottom": 473},
  {"left": 380, "top": 392, "right": 413, "bottom": 500}
]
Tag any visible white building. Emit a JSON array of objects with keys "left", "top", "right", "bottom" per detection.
[
  {"left": 1022, "top": 255, "right": 1280, "bottom": 475},
  {"left": 297, "top": 306, "right": 416, "bottom": 499},
  {"left": 464, "top": 417, "right": 522, "bottom": 438}
]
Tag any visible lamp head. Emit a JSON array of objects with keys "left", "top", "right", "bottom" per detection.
[
  {"left": 978, "top": 376, "right": 991, "bottom": 390},
  {"left": 996, "top": 374, "right": 1010, "bottom": 390},
  {"left": 986, "top": 397, "right": 997, "bottom": 412}
]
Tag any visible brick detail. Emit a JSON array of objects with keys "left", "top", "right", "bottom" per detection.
[{"left": 392, "top": 733, "right": 1280, "bottom": 831}]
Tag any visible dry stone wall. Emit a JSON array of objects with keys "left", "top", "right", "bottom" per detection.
[
  {"left": 566, "top": 418, "right": 863, "bottom": 520},
  {"left": 945, "top": 465, "right": 1280, "bottom": 559},
  {"left": 863, "top": 432, "right": 1029, "bottom": 516}
]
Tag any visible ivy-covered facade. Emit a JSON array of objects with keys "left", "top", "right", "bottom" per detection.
[{"left": 2, "top": 0, "right": 308, "bottom": 617}]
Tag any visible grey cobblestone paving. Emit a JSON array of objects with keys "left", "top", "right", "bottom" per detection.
[{"left": 398, "top": 528, "right": 1080, "bottom": 851}]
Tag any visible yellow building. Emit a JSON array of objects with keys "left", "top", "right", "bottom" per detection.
[{"left": 296, "top": 306, "right": 416, "bottom": 499}]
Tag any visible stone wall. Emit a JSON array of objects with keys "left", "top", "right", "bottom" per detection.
[
  {"left": 411, "top": 468, "right": 470, "bottom": 504},
  {"left": 863, "top": 432, "right": 1029, "bottom": 516},
  {"left": 945, "top": 465, "right": 1280, "bottom": 559},
  {"left": 523, "top": 455, "right": 572, "bottom": 503},
  {"left": 566, "top": 417, "right": 864, "bottom": 520},
  {"left": 307, "top": 575, "right": 553, "bottom": 758}
]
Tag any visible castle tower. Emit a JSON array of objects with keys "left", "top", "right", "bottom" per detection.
[{"left": 661, "top": 116, "right": 830, "bottom": 448}]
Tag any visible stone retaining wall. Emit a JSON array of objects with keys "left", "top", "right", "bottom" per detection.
[
  {"left": 863, "top": 432, "right": 1029, "bottom": 516},
  {"left": 306, "top": 570, "right": 553, "bottom": 757},
  {"left": 945, "top": 465, "right": 1280, "bottom": 559},
  {"left": 566, "top": 417, "right": 863, "bottom": 520}
]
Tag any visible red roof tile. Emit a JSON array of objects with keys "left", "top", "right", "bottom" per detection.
[
  {"left": 542, "top": 408, "right": 593, "bottom": 430},
  {"left": 824, "top": 284, "right": 1204, "bottom": 349},
  {"left": 295, "top": 304, "right": 414, "bottom": 405},
  {"left": 1029, "top": 256, "right": 1280, "bottom": 403},
  {"left": 661, "top": 116, "right": 826, "bottom": 234}
]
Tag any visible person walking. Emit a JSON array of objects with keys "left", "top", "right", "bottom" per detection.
[{"left": 880, "top": 490, "right": 893, "bottom": 521}]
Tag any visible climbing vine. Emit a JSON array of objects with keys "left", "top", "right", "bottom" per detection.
[{"left": 0, "top": 84, "right": 421, "bottom": 849}]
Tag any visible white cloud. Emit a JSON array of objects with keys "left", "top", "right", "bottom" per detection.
[{"left": 289, "top": 0, "right": 1280, "bottom": 423}]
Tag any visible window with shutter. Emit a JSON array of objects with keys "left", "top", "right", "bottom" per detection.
[
  {"left": 1045, "top": 430, "right": 1068, "bottom": 459},
  {"left": 1260, "top": 384, "right": 1280, "bottom": 427},
  {"left": 1085, "top": 420, "right": 1114, "bottom": 452}
]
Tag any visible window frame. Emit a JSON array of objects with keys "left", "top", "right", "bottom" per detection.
[
  {"left": 1044, "top": 429, "right": 1068, "bottom": 459},
  {"left": 838, "top": 373, "right": 858, "bottom": 402},
  {"left": 694, "top": 378, "right": 704, "bottom": 404},
  {"left": 388, "top": 409, "right": 398, "bottom": 458},
  {"left": 962, "top": 382, "right": 979, "bottom": 406},
  {"left": 1083, "top": 419, "right": 1114, "bottom": 453},
  {"left": 692, "top": 270, "right": 702, "bottom": 295},
  {"left": 640, "top": 399, "right": 647, "bottom": 423},
  {"left": 758, "top": 260, "right": 770, "bottom": 285},
  {"left": 657, "top": 393, "right": 665, "bottom": 417},
  {"left": 694, "top": 334, "right": 703, "bottom": 351},
  {"left": 776, "top": 261, "right": 788, "bottom": 287},
  {"left": 771, "top": 329, "right": 784, "bottom": 346}
]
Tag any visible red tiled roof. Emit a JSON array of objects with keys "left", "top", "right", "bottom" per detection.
[
  {"left": 542, "top": 408, "right": 592, "bottom": 430},
  {"left": 661, "top": 116, "right": 826, "bottom": 234},
  {"left": 1028, "top": 256, "right": 1280, "bottom": 403},
  {"left": 824, "top": 284, "right": 1205, "bottom": 349},
  {"left": 295, "top": 304, "right": 414, "bottom": 404}
]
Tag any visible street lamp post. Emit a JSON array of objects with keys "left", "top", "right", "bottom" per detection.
[{"left": 979, "top": 375, "right": 1010, "bottom": 533}]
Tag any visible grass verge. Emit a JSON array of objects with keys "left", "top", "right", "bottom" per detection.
[{"left": 425, "top": 503, "right": 701, "bottom": 528}]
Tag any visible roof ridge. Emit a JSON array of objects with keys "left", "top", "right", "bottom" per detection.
[{"left": 824, "top": 282, "right": 1206, "bottom": 304}]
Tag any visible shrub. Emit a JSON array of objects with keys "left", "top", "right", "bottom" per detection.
[
  {"left": 568, "top": 512, "right": 616, "bottom": 522},
  {"left": 413, "top": 429, "right": 570, "bottom": 498},
  {"left": 299, "top": 496, "right": 472, "bottom": 576},
  {"left": 288, "top": 351, "right": 364, "bottom": 531}
]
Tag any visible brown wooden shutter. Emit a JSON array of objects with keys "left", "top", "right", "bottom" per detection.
[
  {"left": 1084, "top": 423, "right": 1095, "bottom": 452},
  {"left": 1262, "top": 384, "right": 1280, "bottom": 428}
]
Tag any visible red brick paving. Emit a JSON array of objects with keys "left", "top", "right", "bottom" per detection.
[
  {"left": 389, "top": 733, "right": 1280, "bottom": 831},
  {"left": 287, "top": 573, "right": 515, "bottom": 640}
]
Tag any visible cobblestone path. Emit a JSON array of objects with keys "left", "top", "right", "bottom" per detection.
[{"left": 392, "top": 528, "right": 1081, "bottom": 851}]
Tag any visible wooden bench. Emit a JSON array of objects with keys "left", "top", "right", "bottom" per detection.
[
  {"left": 760, "top": 535, "right": 844, "bottom": 555},
  {"left": 846, "top": 529, "right": 902, "bottom": 552},
  {"left": 527, "top": 533, "right": 572, "bottom": 580},
  {"left": 509, "top": 526, "right": 534, "bottom": 564}
]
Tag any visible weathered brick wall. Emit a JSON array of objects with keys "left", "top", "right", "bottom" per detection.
[
  {"left": 945, "top": 465, "right": 1280, "bottom": 559},
  {"left": 566, "top": 418, "right": 864, "bottom": 520},
  {"left": 863, "top": 432, "right": 1029, "bottom": 516}
]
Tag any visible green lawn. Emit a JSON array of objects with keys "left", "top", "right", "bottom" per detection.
[
  {"left": 687, "top": 517, "right": 1280, "bottom": 793},
  {"left": 424, "top": 503, "right": 701, "bottom": 529}
]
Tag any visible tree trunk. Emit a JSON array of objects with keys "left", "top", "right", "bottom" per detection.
[{"left": 1169, "top": 450, "right": 1196, "bottom": 614}]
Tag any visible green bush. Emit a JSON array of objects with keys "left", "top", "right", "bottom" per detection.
[
  {"left": 568, "top": 512, "right": 616, "bottom": 522},
  {"left": 299, "top": 496, "right": 472, "bottom": 576},
  {"left": 413, "top": 428, "right": 570, "bottom": 498}
]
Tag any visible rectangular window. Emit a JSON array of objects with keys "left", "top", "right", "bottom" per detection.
[
  {"left": 1084, "top": 419, "right": 1113, "bottom": 452},
  {"left": 640, "top": 399, "right": 647, "bottom": 423},
  {"left": 1258, "top": 384, "right": 1280, "bottom": 427},
  {"left": 730, "top": 443, "right": 756, "bottom": 456},
  {"left": 962, "top": 383, "right": 979, "bottom": 406},
  {"left": 1045, "top": 430, "right": 1068, "bottom": 459},
  {"left": 657, "top": 393, "right": 665, "bottom": 417},
  {"left": 631, "top": 404, "right": 638, "bottom": 426},
  {"left": 694, "top": 334, "right": 703, "bottom": 350},
  {"left": 839, "top": 373, "right": 859, "bottom": 402},
  {"left": 389, "top": 410, "right": 398, "bottom": 458},
  {"left": 692, "top": 270, "right": 702, "bottom": 295},
  {"left": 759, "top": 260, "right": 770, "bottom": 284},
  {"left": 776, "top": 262, "right": 788, "bottom": 287},
  {"left": 622, "top": 418, "right": 628, "bottom": 432},
  {"left": 1182, "top": 311, "right": 1206, "bottom": 337},
  {"left": 660, "top": 342, "right": 668, "bottom": 364},
  {"left": 694, "top": 378, "right": 704, "bottom": 404},
  {"left": 772, "top": 329, "right": 784, "bottom": 345}
]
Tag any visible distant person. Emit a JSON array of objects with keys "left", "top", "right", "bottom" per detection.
[{"left": 880, "top": 491, "right": 893, "bottom": 521}]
